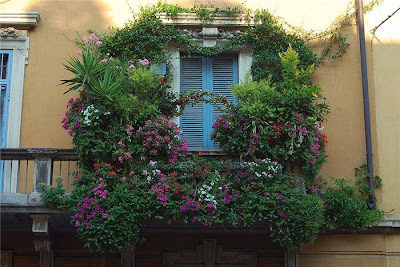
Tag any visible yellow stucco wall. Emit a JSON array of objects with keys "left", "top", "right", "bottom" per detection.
[
  {"left": 1, "top": 0, "right": 399, "bottom": 264},
  {"left": 367, "top": 0, "right": 400, "bottom": 219}
]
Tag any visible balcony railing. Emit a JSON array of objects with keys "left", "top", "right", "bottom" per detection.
[{"left": 0, "top": 148, "right": 79, "bottom": 194}]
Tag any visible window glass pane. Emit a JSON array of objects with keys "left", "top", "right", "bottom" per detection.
[
  {"left": 0, "top": 53, "right": 9, "bottom": 80},
  {"left": 0, "top": 85, "right": 6, "bottom": 146}
]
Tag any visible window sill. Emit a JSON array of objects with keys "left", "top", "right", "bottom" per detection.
[{"left": 186, "top": 148, "right": 227, "bottom": 157}]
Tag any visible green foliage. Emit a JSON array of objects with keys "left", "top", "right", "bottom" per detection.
[
  {"left": 212, "top": 47, "right": 329, "bottom": 179},
  {"left": 323, "top": 178, "right": 383, "bottom": 232},
  {"left": 46, "top": 2, "right": 384, "bottom": 254},
  {"left": 39, "top": 177, "right": 73, "bottom": 210},
  {"left": 355, "top": 163, "right": 382, "bottom": 198},
  {"left": 61, "top": 48, "right": 106, "bottom": 94}
]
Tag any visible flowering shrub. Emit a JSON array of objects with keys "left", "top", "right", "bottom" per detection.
[
  {"left": 41, "top": 4, "right": 383, "bottom": 254},
  {"left": 212, "top": 47, "right": 329, "bottom": 179}
]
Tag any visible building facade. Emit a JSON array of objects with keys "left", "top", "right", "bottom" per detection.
[{"left": 1, "top": 0, "right": 400, "bottom": 266}]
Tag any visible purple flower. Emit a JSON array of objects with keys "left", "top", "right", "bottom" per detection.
[
  {"left": 278, "top": 211, "right": 286, "bottom": 218},
  {"left": 139, "top": 58, "right": 150, "bottom": 66},
  {"left": 277, "top": 195, "right": 284, "bottom": 200},
  {"left": 191, "top": 215, "right": 199, "bottom": 222},
  {"left": 180, "top": 205, "right": 188, "bottom": 211},
  {"left": 102, "top": 213, "right": 108, "bottom": 219}
]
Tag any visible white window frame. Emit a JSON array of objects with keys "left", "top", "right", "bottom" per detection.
[
  {"left": 0, "top": 35, "right": 29, "bottom": 148},
  {"left": 0, "top": 34, "right": 29, "bottom": 193},
  {"left": 160, "top": 13, "right": 255, "bottom": 131}
]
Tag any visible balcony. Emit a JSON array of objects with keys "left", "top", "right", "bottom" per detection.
[{"left": 0, "top": 148, "right": 78, "bottom": 210}]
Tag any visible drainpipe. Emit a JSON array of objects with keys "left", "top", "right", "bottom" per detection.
[{"left": 356, "top": 0, "right": 376, "bottom": 209}]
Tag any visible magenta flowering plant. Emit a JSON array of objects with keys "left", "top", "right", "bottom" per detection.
[
  {"left": 113, "top": 115, "right": 188, "bottom": 167},
  {"left": 211, "top": 47, "right": 329, "bottom": 180}
]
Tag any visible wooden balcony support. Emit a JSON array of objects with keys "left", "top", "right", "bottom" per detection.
[
  {"left": 31, "top": 214, "right": 54, "bottom": 267},
  {"left": 121, "top": 244, "right": 136, "bottom": 267}
]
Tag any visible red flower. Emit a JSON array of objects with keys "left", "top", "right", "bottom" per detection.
[
  {"left": 322, "top": 134, "right": 328, "bottom": 144},
  {"left": 159, "top": 77, "right": 165, "bottom": 83},
  {"left": 198, "top": 152, "right": 204, "bottom": 156},
  {"left": 93, "top": 162, "right": 100, "bottom": 167},
  {"left": 108, "top": 171, "right": 116, "bottom": 176}
]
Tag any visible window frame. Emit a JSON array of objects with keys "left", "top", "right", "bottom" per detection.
[
  {"left": 0, "top": 35, "right": 30, "bottom": 193},
  {"left": 1, "top": 50, "right": 13, "bottom": 148}
]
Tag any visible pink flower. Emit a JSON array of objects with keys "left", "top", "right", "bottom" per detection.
[
  {"left": 102, "top": 213, "right": 108, "bottom": 219},
  {"left": 128, "top": 64, "right": 135, "bottom": 69},
  {"left": 82, "top": 36, "right": 89, "bottom": 44},
  {"left": 139, "top": 58, "right": 150, "bottom": 66},
  {"left": 89, "top": 33, "right": 99, "bottom": 41},
  {"left": 278, "top": 211, "right": 286, "bottom": 218},
  {"left": 101, "top": 58, "right": 107, "bottom": 63},
  {"left": 77, "top": 50, "right": 82, "bottom": 56},
  {"left": 124, "top": 152, "right": 132, "bottom": 159},
  {"left": 95, "top": 41, "right": 102, "bottom": 47}
]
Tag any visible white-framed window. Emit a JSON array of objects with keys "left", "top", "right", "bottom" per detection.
[{"left": 0, "top": 34, "right": 30, "bottom": 193}]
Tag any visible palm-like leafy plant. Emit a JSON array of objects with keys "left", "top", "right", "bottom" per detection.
[{"left": 61, "top": 48, "right": 106, "bottom": 93}]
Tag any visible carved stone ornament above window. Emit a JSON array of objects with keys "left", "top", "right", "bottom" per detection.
[
  {"left": 158, "top": 12, "right": 257, "bottom": 27},
  {"left": 177, "top": 28, "right": 242, "bottom": 40},
  {"left": 159, "top": 12, "right": 255, "bottom": 47},
  {"left": 0, "top": 27, "right": 21, "bottom": 38},
  {"left": 0, "top": 11, "right": 40, "bottom": 29}
]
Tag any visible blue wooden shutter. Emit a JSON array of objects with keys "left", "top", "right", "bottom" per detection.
[
  {"left": 180, "top": 57, "right": 204, "bottom": 149},
  {"left": 209, "top": 55, "right": 238, "bottom": 147}
]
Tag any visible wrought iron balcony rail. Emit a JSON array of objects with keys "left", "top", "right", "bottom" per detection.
[{"left": 0, "top": 148, "right": 78, "bottom": 194}]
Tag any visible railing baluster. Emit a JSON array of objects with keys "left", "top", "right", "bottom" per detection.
[
  {"left": 25, "top": 159, "right": 29, "bottom": 193},
  {"left": 59, "top": 160, "right": 62, "bottom": 178},
  {"left": 16, "top": 159, "right": 21, "bottom": 192},
  {"left": 67, "top": 161, "right": 71, "bottom": 193}
]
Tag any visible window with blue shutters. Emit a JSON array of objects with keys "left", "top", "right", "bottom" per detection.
[{"left": 180, "top": 54, "right": 238, "bottom": 149}]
